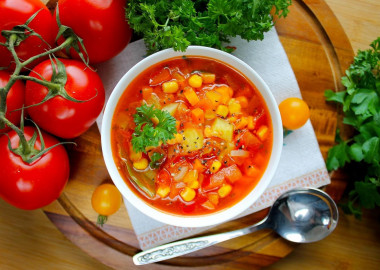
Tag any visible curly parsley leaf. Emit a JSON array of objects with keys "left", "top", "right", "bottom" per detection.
[
  {"left": 131, "top": 104, "right": 177, "bottom": 153},
  {"left": 325, "top": 37, "right": 380, "bottom": 218},
  {"left": 149, "top": 152, "right": 164, "bottom": 169},
  {"left": 126, "top": 0, "right": 291, "bottom": 54}
]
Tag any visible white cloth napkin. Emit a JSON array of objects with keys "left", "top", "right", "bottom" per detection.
[{"left": 96, "top": 27, "right": 330, "bottom": 250}]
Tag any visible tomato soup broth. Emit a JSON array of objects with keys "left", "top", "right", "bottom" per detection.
[{"left": 111, "top": 56, "right": 273, "bottom": 216}]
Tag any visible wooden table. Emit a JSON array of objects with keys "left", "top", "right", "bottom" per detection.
[{"left": 0, "top": 0, "right": 379, "bottom": 269}]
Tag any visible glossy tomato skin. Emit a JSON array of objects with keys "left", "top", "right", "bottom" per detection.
[
  {"left": 0, "top": 126, "right": 70, "bottom": 210},
  {"left": 91, "top": 183, "right": 122, "bottom": 216},
  {"left": 0, "top": 71, "right": 25, "bottom": 133},
  {"left": 0, "top": 0, "right": 57, "bottom": 70},
  {"left": 55, "top": 0, "right": 132, "bottom": 64},
  {"left": 25, "top": 58, "right": 105, "bottom": 139}
]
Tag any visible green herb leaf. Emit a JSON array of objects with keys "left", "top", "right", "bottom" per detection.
[
  {"left": 325, "top": 36, "right": 380, "bottom": 217},
  {"left": 132, "top": 104, "right": 177, "bottom": 153},
  {"left": 126, "top": 0, "right": 291, "bottom": 54},
  {"left": 149, "top": 152, "right": 164, "bottom": 169}
]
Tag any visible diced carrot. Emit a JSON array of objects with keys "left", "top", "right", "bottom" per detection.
[
  {"left": 247, "top": 116, "right": 256, "bottom": 130},
  {"left": 184, "top": 87, "right": 200, "bottom": 106},
  {"left": 236, "top": 96, "right": 248, "bottom": 108},
  {"left": 142, "top": 87, "right": 153, "bottom": 100},
  {"left": 196, "top": 98, "right": 214, "bottom": 111},
  {"left": 234, "top": 117, "right": 248, "bottom": 129},
  {"left": 207, "top": 193, "right": 219, "bottom": 206},
  {"left": 193, "top": 159, "right": 206, "bottom": 173},
  {"left": 183, "top": 170, "right": 198, "bottom": 183},
  {"left": 191, "top": 108, "right": 205, "bottom": 124},
  {"left": 150, "top": 68, "right": 171, "bottom": 85},
  {"left": 204, "top": 109, "right": 216, "bottom": 120},
  {"left": 201, "top": 200, "right": 215, "bottom": 210},
  {"left": 244, "top": 162, "right": 261, "bottom": 178},
  {"left": 222, "top": 164, "right": 243, "bottom": 183},
  {"left": 215, "top": 86, "right": 232, "bottom": 104}
]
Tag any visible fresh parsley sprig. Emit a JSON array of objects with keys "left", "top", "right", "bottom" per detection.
[
  {"left": 131, "top": 104, "right": 177, "bottom": 153},
  {"left": 325, "top": 37, "right": 380, "bottom": 218},
  {"left": 126, "top": 0, "right": 291, "bottom": 54}
]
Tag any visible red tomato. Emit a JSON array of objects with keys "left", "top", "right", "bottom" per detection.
[
  {"left": 0, "top": 126, "right": 70, "bottom": 210},
  {"left": 0, "top": 71, "right": 25, "bottom": 133},
  {"left": 25, "top": 58, "right": 105, "bottom": 139},
  {"left": 55, "top": 0, "right": 132, "bottom": 64},
  {"left": 0, "top": 0, "right": 57, "bottom": 70}
]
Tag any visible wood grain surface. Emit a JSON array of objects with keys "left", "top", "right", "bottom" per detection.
[{"left": 0, "top": 0, "right": 379, "bottom": 269}]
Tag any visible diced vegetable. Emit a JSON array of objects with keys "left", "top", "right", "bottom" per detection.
[
  {"left": 142, "top": 87, "right": 153, "bottom": 100},
  {"left": 210, "top": 160, "right": 222, "bottom": 173},
  {"left": 256, "top": 125, "right": 269, "bottom": 141},
  {"left": 234, "top": 117, "right": 248, "bottom": 129},
  {"left": 210, "top": 118, "right": 234, "bottom": 141},
  {"left": 188, "top": 74, "right": 203, "bottom": 88},
  {"left": 204, "top": 109, "right": 216, "bottom": 120},
  {"left": 183, "top": 170, "right": 199, "bottom": 183},
  {"left": 133, "top": 158, "right": 149, "bottom": 170},
  {"left": 201, "top": 73, "right": 215, "bottom": 84},
  {"left": 188, "top": 180, "right": 199, "bottom": 189},
  {"left": 215, "top": 86, "right": 232, "bottom": 104},
  {"left": 230, "top": 150, "right": 249, "bottom": 158},
  {"left": 125, "top": 160, "right": 156, "bottom": 198},
  {"left": 162, "top": 102, "right": 179, "bottom": 116},
  {"left": 184, "top": 87, "right": 200, "bottom": 106},
  {"left": 201, "top": 200, "right": 215, "bottom": 210},
  {"left": 228, "top": 99, "right": 241, "bottom": 115},
  {"left": 208, "top": 193, "right": 219, "bottom": 206},
  {"left": 150, "top": 68, "right": 171, "bottom": 85},
  {"left": 181, "top": 127, "right": 204, "bottom": 152},
  {"left": 236, "top": 96, "right": 248, "bottom": 108},
  {"left": 157, "top": 186, "right": 170, "bottom": 198},
  {"left": 180, "top": 187, "right": 196, "bottom": 202},
  {"left": 206, "top": 91, "right": 222, "bottom": 107},
  {"left": 162, "top": 80, "right": 179, "bottom": 93},
  {"left": 247, "top": 116, "right": 256, "bottom": 130},
  {"left": 193, "top": 159, "right": 206, "bottom": 172},
  {"left": 222, "top": 164, "right": 243, "bottom": 183},
  {"left": 216, "top": 105, "right": 229, "bottom": 118},
  {"left": 218, "top": 184, "right": 232, "bottom": 198},
  {"left": 191, "top": 108, "right": 204, "bottom": 123}
]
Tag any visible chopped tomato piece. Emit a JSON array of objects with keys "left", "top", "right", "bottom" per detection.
[
  {"left": 150, "top": 67, "right": 171, "bottom": 85},
  {"left": 222, "top": 164, "right": 243, "bottom": 183}
]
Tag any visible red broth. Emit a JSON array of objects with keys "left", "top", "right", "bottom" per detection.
[{"left": 111, "top": 56, "right": 273, "bottom": 216}]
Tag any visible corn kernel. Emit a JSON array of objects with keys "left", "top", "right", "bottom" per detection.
[
  {"left": 210, "top": 160, "right": 222, "bottom": 173},
  {"left": 228, "top": 116, "right": 237, "bottom": 123},
  {"left": 228, "top": 99, "right": 242, "bottom": 115},
  {"left": 216, "top": 105, "right": 229, "bottom": 118},
  {"left": 188, "top": 74, "right": 203, "bottom": 88},
  {"left": 133, "top": 158, "right": 148, "bottom": 170},
  {"left": 180, "top": 187, "right": 196, "bottom": 202},
  {"left": 205, "top": 109, "right": 216, "bottom": 120},
  {"left": 257, "top": 125, "right": 269, "bottom": 141},
  {"left": 218, "top": 184, "right": 232, "bottom": 198},
  {"left": 188, "top": 180, "right": 199, "bottom": 189},
  {"left": 156, "top": 186, "right": 170, "bottom": 198},
  {"left": 162, "top": 81, "right": 179, "bottom": 93},
  {"left": 183, "top": 170, "right": 198, "bottom": 183}
]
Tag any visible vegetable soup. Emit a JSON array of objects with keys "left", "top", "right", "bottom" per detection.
[{"left": 111, "top": 56, "right": 273, "bottom": 216}]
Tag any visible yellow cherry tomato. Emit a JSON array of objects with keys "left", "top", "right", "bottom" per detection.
[
  {"left": 91, "top": 183, "right": 122, "bottom": 226},
  {"left": 279, "top": 97, "right": 310, "bottom": 130}
]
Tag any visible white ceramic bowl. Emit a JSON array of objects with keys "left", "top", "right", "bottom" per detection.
[{"left": 101, "top": 46, "right": 283, "bottom": 227}]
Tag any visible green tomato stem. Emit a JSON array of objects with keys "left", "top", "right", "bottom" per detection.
[{"left": 0, "top": 114, "right": 31, "bottom": 155}]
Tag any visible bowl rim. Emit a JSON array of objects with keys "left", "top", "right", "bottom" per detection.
[{"left": 101, "top": 46, "right": 283, "bottom": 227}]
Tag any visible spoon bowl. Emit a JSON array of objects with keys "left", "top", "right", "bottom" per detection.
[{"left": 133, "top": 187, "right": 339, "bottom": 265}]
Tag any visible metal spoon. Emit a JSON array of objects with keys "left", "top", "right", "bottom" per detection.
[{"left": 133, "top": 187, "right": 339, "bottom": 265}]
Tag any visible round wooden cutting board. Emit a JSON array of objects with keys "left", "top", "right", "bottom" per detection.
[{"left": 42, "top": 0, "right": 354, "bottom": 269}]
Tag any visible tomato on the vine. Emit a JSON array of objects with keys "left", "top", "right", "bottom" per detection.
[
  {"left": 279, "top": 97, "right": 310, "bottom": 130},
  {"left": 25, "top": 58, "right": 105, "bottom": 139},
  {"left": 55, "top": 0, "right": 132, "bottom": 64},
  {"left": 0, "top": 71, "right": 25, "bottom": 133},
  {"left": 91, "top": 183, "right": 122, "bottom": 226},
  {"left": 0, "top": 0, "right": 57, "bottom": 70},
  {"left": 0, "top": 126, "right": 70, "bottom": 210}
]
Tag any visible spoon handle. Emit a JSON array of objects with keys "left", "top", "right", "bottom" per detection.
[{"left": 133, "top": 220, "right": 267, "bottom": 265}]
